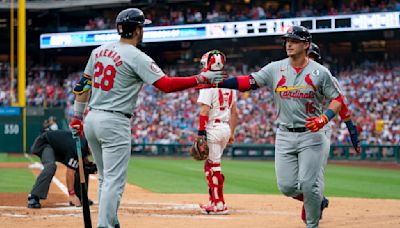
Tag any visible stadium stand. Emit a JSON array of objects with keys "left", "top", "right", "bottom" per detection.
[{"left": 1, "top": 58, "right": 398, "bottom": 146}]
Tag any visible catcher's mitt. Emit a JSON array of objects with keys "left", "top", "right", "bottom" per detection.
[{"left": 190, "top": 136, "right": 209, "bottom": 160}]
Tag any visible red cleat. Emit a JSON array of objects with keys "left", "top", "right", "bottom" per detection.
[{"left": 200, "top": 202, "right": 229, "bottom": 215}]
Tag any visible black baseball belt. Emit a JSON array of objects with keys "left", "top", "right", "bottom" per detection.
[
  {"left": 90, "top": 108, "right": 132, "bottom": 119},
  {"left": 279, "top": 125, "right": 308, "bottom": 132}
]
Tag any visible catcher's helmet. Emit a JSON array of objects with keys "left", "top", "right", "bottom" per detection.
[
  {"left": 281, "top": 25, "right": 312, "bottom": 42},
  {"left": 308, "top": 42, "right": 322, "bottom": 60},
  {"left": 116, "top": 8, "right": 151, "bottom": 38},
  {"left": 200, "top": 50, "right": 226, "bottom": 71}
]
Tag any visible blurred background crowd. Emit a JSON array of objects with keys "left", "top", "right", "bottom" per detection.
[
  {"left": 1, "top": 58, "right": 398, "bottom": 146},
  {"left": 81, "top": 0, "right": 400, "bottom": 30},
  {"left": 0, "top": 0, "right": 398, "bottom": 151}
]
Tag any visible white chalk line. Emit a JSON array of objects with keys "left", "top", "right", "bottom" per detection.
[
  {"left": 0, "top": 200, "right": 294, "bottom": 220},
  {"left": 1, "top": 213, "right": 81, "bottom": 218}
]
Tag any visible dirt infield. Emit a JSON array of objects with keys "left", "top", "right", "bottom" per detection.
[{"left": 0, "top": 163, "right": 399, "bottom": 228}]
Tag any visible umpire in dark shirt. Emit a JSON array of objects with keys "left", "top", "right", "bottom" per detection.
[{"left": 28, "top": 130, "right": 95, "bottom": 208}]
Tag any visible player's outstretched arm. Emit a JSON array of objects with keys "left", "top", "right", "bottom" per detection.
[
  {"left": 153, "top": 70, "right": 226, "bottom": 93},
  {"left": 217, "top": 75, "right": 259, "bottom": 92}
]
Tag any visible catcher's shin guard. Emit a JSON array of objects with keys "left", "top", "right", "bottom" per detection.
[{"left": 204, "top": 160, "right": 225, "bottom": 208}]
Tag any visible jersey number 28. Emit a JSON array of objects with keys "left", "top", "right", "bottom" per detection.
[{"left": 93, "top": 62, "right": 116, "bottom": 91}]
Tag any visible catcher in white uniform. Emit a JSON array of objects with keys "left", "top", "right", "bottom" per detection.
[{"left": 195, "top": 50, "right": 238, "bottom": 215}]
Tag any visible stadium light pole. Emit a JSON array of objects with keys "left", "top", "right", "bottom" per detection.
[{"left": 18, "top": 0, "right": 27, "bottom": 153}]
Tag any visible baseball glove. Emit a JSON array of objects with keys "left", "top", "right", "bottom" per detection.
[{"left": 190, "top": 136, "right": 209, "bottom": 161}]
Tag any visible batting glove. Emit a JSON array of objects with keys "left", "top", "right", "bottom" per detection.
[
  {"left": 197, "top": 70, "right": 227, "bottom": 84},
  {"left": 345, "top": 120, "right": 361, "bottom": 155},
  {"left": 69, "top": 116, "right": 83, "bottom": 137},
  {"left": 305, "top": 115, "right": 329, "bottom": 132}
]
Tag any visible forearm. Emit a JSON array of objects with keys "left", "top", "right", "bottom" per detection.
[
  {"left": 230, "top": 115, "right": 237, "bottom": 135},
  {"left": 66, "top": 168, "right": 76, "bottom": 195},
  {"left": 198, "top": 105, "right": 210, "bottom": 135},
  {"left": 217, "top": 75, "right": 258, "bottom": 92},
  {"left": 153, "top": 75, "right": 199, "bottom": 93},
  {"left": 230, "top": 105, "right": 238, "bottom": 135},
  {"left": 73, "top": 92, "right": 90, "bottom": 118},
  {"left": 323, "top": 96, "right": 343, "bottom": 121}
]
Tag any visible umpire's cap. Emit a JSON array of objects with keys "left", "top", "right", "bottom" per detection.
[
  {"left": 116, "top": 8, "right": 151, "bottom": 38},
  {"left": 308, "top": 42, "right": 322, "bottom": 60},
  {"left": 281, "top": 25, "right": 312, "bottom": 42}
]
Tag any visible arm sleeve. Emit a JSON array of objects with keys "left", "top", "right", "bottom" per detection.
[
  {"left": 321, "top": 69, "right": 340, "bottom": 100},
  {"left": 153, "top": 75, "right": 198, "bottom": 93},
  {"left": 135, "top": 53, "right": 166, "bottom": 85},
  {"left": 250, "top": 63, "right": 275, "bottom": 89},
  {"left": 197, "top": 89, "right": 213, "bottom": 107}
]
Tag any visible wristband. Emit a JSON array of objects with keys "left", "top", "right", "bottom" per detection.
[
  {"left": 73, "top": 101, "right": 87, "bottom": 118},
  {"left": 323, "top": 109, "right": 335, "bottom": 121},
  {"left": 199, "top": 115, "right": 209, "bottom": 131},
  {"left": 68, "top": 190, "right": 75, "bottom": 196}
]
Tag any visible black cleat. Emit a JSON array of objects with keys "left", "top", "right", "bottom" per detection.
[{"left": 27, "top": 195, "right": 41, "bottom": 209}]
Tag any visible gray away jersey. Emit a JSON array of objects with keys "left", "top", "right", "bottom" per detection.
[
  {"left": 84, "top": 42, "right": 165, "bottom": 114},
  {"left": 252, "top": 58, "right": 340, "bottom": 128}
]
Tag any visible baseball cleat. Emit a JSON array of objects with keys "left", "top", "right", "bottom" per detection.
[
  {"left": 27, "top": 195, "right": 41, "bottom": 209},
  {"left": 200, "top": 203, "right": 229, "bottom": 215},
  {"left": 301, "top": 197, "right": 329, "bottom": 223}
]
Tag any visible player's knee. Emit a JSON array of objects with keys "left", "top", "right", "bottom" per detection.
[
  {"left": 278, "top": 183, "right": 297, "bottom": 196},
  {"left": 300, "top": 181, "right": 320, "bottom": 196},
  {"left": 44, "top": 162, "right": 57, "bottom": 175}
]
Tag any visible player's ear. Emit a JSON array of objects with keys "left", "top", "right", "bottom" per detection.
[
  {"left": 135, "top": 26, "right": 142, "bottom": 36},
  {"left": 305, "top": 42, "right": 311, "bottom": 51}
]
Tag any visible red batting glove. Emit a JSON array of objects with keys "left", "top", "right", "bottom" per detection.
[
  {"left": 305, "top": 115, "right": 329, "bottom": 132},
  {"left": 69, "top": 116, "right": 83, "bottom": 137}
]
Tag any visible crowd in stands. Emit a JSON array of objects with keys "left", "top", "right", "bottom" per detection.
[
  {"left": 2, "top": 58, "right": 398, "bottom": 149},
  {"left": 83, "top": 0, "right": 400, "bottom": 30}
]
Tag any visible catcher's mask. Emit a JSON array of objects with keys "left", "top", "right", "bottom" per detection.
[{"left": 200, "top": 50, "right": 226, "bottom": 71}]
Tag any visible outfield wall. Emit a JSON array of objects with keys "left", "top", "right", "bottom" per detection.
[
  {"left": 131, "top": 143, "right": 400, "bottom": 163},
  {"left": 0, "top": 107, "right": 65, "bottom": 153}
]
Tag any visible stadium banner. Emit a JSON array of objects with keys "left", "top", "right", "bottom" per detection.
[
  {"left": 40, "top": 11, "right": 400, "bottom": 49},
  {"left": 0, "top": 107, "right": 21, "bottom": 116}
]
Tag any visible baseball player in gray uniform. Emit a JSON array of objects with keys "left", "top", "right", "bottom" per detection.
[
  {"left": 217, "top": 26, "right": 345, "bottom": 228},
  {"left": 308, "top": 43, "right": 360, "bottom": 154},
  {"left": 196, "top": 50, "right": 238, "bottom": 215},
  {"left": 69, "top": 8, "right": 225, "bottom": 228}
]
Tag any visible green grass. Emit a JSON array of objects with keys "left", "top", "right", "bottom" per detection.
[
  {"left": 0, "top": 169, "right": 36, "bottom": 192},
  {"left": 0, "top": 153, "right": 39, "bottom": 163},
  {"left": 128, "top": 157, "right": 279, "bottom": 194},
  {"left": 127, "top": 157, "right": 400, "bottom": 199}
]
